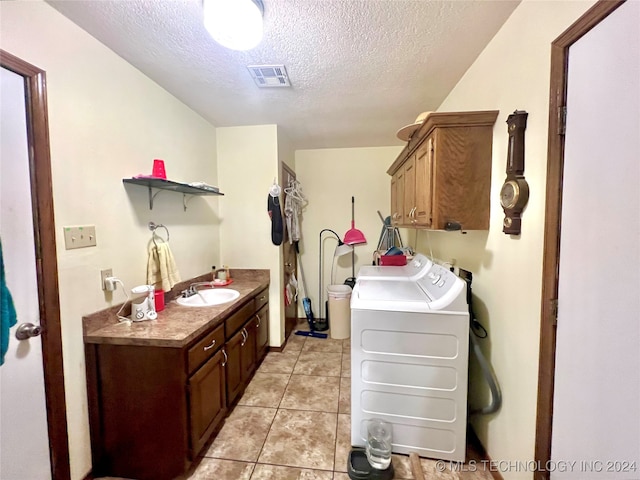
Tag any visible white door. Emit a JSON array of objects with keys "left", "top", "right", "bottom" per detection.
[
  {"left": 0, "top": 67, "right": 52, "bottom": 478},
  {"left": 551, "top": 2, "right": 640, "bottom": 478}
]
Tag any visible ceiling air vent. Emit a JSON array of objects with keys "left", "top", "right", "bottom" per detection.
[{"left": 247, "top": 64, "right": 291, "bottom": 88}]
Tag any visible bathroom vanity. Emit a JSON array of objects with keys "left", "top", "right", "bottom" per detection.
[{"left": 83, "top": 270, "right": 269, "bottom": 480}]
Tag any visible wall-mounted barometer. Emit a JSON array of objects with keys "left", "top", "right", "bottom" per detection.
[{"left": 500, "top": 110, "right": 529, "bottom": 235}]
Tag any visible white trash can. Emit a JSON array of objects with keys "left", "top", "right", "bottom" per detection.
[{"left": 327, "top": 284, "right": 352, "bottom": 339}]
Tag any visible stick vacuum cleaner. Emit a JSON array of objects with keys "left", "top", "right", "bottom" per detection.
[{"left": 294, "top": 247, "right": 327, "bottom": 339}]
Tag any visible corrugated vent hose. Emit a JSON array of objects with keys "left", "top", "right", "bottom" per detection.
[{"left": 459, "top": 269, "right": 503, "bottom": 416}]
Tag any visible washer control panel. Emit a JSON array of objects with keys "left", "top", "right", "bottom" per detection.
[{"left": 417, "top": 264, "right": 457, "bottom": 300}]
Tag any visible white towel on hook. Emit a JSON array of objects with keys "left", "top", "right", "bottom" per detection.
[{"left": 147, "top": 242, "right": 181, "bottom": 292}]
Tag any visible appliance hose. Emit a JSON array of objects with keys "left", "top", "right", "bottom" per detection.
[
  {"left": 458, "top": 267, "right": 502, "bottom": 417},
  {"left": 469, "top": 330, "right": 502, "bottom": 416}
]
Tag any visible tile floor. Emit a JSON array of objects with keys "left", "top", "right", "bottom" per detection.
[{"left": 177, "top": 332, "right": 494, "bottom": 480}]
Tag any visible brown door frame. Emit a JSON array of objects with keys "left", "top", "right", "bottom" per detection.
[
  {"left": 534, "top": 2, "right": 625, "bottom": 479},
  {"left": 1, "top": 50, "right": 70, "bottom": 480},
  {"left": 281, "top": 162, "right": 298, "bottom": 339}
]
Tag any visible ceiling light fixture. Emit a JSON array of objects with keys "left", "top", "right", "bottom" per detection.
[{"left": 203, "top": 0, "right": 264, "bottom": 51}]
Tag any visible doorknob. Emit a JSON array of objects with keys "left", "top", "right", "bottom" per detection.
[{"left": 15, "top": 323, "right": 42, "bottom": 340}]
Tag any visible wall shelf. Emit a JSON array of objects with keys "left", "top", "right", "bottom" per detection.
[{"left": 123, "top": 178, "right": 224, "bottom": 211}]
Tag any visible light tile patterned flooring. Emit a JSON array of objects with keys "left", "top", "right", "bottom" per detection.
[{"left": 177, "top": 332, "right": 494, "bottom": 480}]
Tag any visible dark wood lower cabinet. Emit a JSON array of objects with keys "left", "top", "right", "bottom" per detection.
[
  {"left": 225, "top": 328, "right": 244, "bottom": 405},
  {"left": 86, "top": 343, "right": 189, "bottom": 480},
  {"left": 188, "top": 348, "right": 227, "bottom": 456},
  {"left": 241, "top": 319, "right": 257, "bottom": 383},
  {"left": 85, "top": 285, "right": 270, "bottom": 480},
  {"left": 255, "top": 305, "right": 269, "bottom": 361}
]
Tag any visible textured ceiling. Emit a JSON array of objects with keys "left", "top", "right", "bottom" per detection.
[{"left": 46, "top": 0, "right": 519, "bottom": 150}]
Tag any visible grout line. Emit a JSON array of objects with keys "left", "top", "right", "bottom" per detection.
[{"left": 252, "top": 336, "right": 303, "bottom": 464}]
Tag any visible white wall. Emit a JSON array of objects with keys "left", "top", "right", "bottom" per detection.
[
  {"left": 295, "top": 147, "right": 402, "bottom": 320},
  {"left": 216, "top": 125, "right": 284, "bottom": 346},
  {"left": 0, "top": 2, "right": 220, "bottom": 478},
  {"left": 410, "top": 0, "right": 596, "bottom": 476}
]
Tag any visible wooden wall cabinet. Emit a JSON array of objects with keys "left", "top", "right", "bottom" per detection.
[
  {"left": 389, "top": 110, "right": 499, "bottom": 230},
  {"left": 86, "top": 285, "right": 270, "bottom": 480}
]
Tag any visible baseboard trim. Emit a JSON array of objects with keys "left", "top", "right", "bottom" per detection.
[{"left": 270, "top": 318, "right": 311, "bottom": 352}]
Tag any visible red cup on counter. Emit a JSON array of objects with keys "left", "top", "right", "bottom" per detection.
[{"left": 154, "top": 289, "right": 165, "bottom": 312}]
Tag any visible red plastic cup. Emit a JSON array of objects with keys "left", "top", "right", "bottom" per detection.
[
  {"left": 154, "top": 289, "right": 165, "bottom": 312},
  {"left": 152, "top": 159, "right": 166, "bottom": 179}
]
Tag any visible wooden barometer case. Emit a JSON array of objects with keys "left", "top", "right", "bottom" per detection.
[{"left": 500, "top": 110, "right": 529, "bottom": 235}]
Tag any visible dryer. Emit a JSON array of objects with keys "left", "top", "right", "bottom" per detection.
[{"left": 350, "top": 263, "right": 469, "bottom": 462}]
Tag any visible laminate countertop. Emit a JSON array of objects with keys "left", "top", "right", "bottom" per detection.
[{"left": 83, "top": 269, "right": 269, "bottom": 348}]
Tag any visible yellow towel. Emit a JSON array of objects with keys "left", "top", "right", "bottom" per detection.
[{"left": 147, "top": 242, "right": 181, "bottom": 292}]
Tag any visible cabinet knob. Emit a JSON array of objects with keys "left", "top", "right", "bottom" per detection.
[
  {"left": 241, "top": 328, "right": 248, "bottom": 346},
  {"left": 255, "top": 313, "right": 261, "bottom": 327}
]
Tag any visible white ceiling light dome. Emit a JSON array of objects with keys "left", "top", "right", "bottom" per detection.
[{"left": 203, "top": 0, "right": 264, "bottom": 51}]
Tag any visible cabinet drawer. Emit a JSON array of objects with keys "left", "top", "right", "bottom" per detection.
[
  {"left": 188, "top": 324, "right": 224, "bottom": 374},
  {"left": 254, "top": 287, "right": 269, "bottom": 311},
  {"left": 225, "top": 300, "right": 256, "bottom": 339}
]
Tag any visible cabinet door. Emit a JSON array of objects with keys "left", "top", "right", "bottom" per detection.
[
  {"left": 414, "top": 136, "right": 434, "bottom": 227},
  {"left": 188, "top": 348, "right": 226, "bottom": 456},
  {"left": 255, "top": 306, "right": 269, "bottom": 362},
  {"left": 403, "top": 156, "right": 416, "bottom": 225},
  {"left": 390, "top": 170, "right": 404, "bottom": 226},
  {"left": 225, "top": 331, "right": 243, "bottom": 405},
  {"left": 240, "top": 319, "right": 257, "bottom": 383}
]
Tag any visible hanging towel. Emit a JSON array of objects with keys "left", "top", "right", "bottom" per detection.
[
  {"left": 147, "top": 242, "right": 181, "bottom": 292},
  {"left": 1, "top": 239, "right": 18, "bottom": 366}
]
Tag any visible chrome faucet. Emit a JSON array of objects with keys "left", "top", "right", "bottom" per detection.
[{"left": 181, "top": 282, "right": 214, "bottom": 298}]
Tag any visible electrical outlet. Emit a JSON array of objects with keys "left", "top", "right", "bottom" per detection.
[{"left": 100, "top": 269, "right": 113, "bottom": 291}]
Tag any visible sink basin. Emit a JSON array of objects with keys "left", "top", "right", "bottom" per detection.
[{"left": 176, "top": 288, "right": 240, "bottom": 307}]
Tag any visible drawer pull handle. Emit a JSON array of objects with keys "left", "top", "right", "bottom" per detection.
[
  {"left": 203, "top": 339, "right": 216, "bottom": 351},
  {"left": 255, "top": 313, "right": 261, "bottom": 327},
  {"left": 241, "top": 328, "right": 248, "bottom": 346},
  {"left": 222, "top": 349, "right": 228, "bottom": 367},
  {"left": 259, "top": 296, "right": 266, "bottom": 301}
]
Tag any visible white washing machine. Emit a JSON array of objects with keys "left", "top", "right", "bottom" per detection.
[
  {"left": 350, "top": 263, "right": 469, "bottom": 462},
  {"left": 357, "top": 253, "right": 432, "bottom": 281}
]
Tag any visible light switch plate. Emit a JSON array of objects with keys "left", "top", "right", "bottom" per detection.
[{"left": 63, "top": 225, "right": 97, "bottom": 250}]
